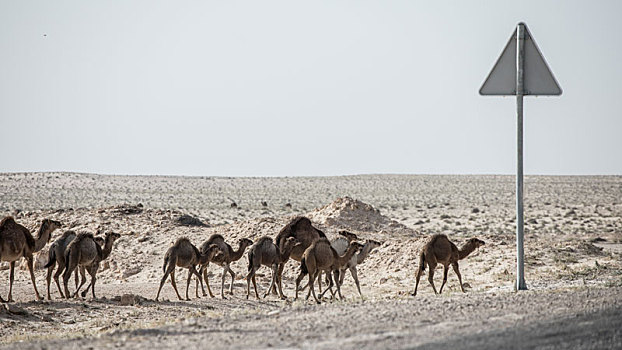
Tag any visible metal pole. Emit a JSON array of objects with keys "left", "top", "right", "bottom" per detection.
[{"left": 516, "top": 23, "right": 527, "bottom": 290}]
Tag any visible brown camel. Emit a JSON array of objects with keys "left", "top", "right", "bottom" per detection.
[
  {"left": 0, "top": 217, "right": 61, "bottom": 301},
  {"left": 62, "top": 231, "right": 121, "bottom": 299},
  {"left": 44, "top": 230, "right": 82, "bottom": 300},
  {"left": 272, "top": 217, "right": 326, "bottom": 296},
  {"left": 294, "top": 238, "right": 363, "bottom": 304},
  {"left": 198, "top": 234, "right": 253, "bottom": 299},
  {"left": 246, "top": 236, "right": 298, "bottom": 299},
  {"left": 330, "top": 237, "right": 382, "bottom": 297},
  {"left": 413, "top": 234, "right": 485, "bottom": 296},
  {"left": 156, "top": 237, "right": 220, "bottom": 301}
]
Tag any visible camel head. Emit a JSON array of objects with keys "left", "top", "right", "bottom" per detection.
[
  {"left": 41, "top": 219, "right": 62, "bottom": 242},
  {"left": 94, "top": 236, "right": 105, "bottom": 246},
  {"left": 239, "top": 238, "right": 253, "bottom": 248},
  {"left": 348, "top": 241, "right": 365, "bottom": 252},
  {"left": 281, "top": 237, "right": 298, "bottom": 254},
  {"left": 466, "top": 238, "right": 485, "bottom": 249},
  {"left": 200, "top": 244, "right": 221, "bottom": 264},
  {"left": 105, "top": 231, "right": 122, "bottom": 244},
  {"left": 338, "top": 230, "right": 359, "bottom": 242},
  {"left": 366, "top": 239, "right": 382, "bottom": 250}
]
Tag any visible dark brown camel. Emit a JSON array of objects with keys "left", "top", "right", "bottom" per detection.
[
  {"left": 413, "top": 234, "right": 485, "bottom": 296},
  {"left": 272, "top": 216, "right": 326, "bottom": 296}
]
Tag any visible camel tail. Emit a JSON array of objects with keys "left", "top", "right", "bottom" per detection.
[
  {"left": 247, "top": 250, "right": 254, "bottom": 272},
  {"left": 300, "top": 257, "right": 308, "bottom": 275},
  {"left": 418, "top": 252, "right": 426, "bottom": 272},
  {"left": 162, "top": 254, "right": 170, "bottom": 273},
  {"left": 44, "top": 248, "right": 56, "bottom": 268}
]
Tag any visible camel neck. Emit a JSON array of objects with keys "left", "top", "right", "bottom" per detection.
[
  {"left": 458, "top": 243, "right": 478, "bottom": 260},
  {"left": 230, "top": 244, "right": 247, "bottom": 261},
  {"left": 33, "top": 224, "right": 50, "bottom": 252},
  {"left": 338, "top": 246, "right": 358, "bottom": 265},
  {"left": 101, "top": 238, "right": 115, "bottom": 259},
  {"left": 356, "top": 243, "right": 374, "bottom": 265}
]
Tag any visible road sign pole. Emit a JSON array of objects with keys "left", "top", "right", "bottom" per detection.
[{"left": 516, "top": 23, "right": 527, "bottom": 290}]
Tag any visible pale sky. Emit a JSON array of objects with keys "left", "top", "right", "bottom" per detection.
[{"left": 1, "top": 1, "right": 621, "bottom": 176}]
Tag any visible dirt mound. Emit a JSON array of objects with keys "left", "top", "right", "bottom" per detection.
[{"left": 307, "top": 197, "right": 413, "bottom": 234}]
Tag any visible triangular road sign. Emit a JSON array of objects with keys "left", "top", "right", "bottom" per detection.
[{"left": 480, "top": 24, "right": 562, "bottom": 96}]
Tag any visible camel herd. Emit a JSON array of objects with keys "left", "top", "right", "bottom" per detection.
[{"left": 0, "top": 215, "right": 485, "bottom": 304}]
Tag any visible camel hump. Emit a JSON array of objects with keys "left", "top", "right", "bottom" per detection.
[
  {"left": 60, "top": 230, "right": 77, "bottom": 239},
  {"left": 74, "top": 232, "right": 95, "bottom": 244},
  {"left": 0, "top": 216, "right": 17, "bottom": 230},
  {"left": 206, "top": 234, "right": 225, "bottom": 245},
  {"left": 255, "top": 236, "right": 274, "bottom": 246},
  {"left": 174, "top": 237, "right": 192, "bottom": 246}
]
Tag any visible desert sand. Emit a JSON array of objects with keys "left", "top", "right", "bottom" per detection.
[{"left": 0, "top": 173, "right": 621, "bottom": 349}]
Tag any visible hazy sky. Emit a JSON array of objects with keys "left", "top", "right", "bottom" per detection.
[{"left": 1, "top": 1, "right": 621, "bottom": 176}]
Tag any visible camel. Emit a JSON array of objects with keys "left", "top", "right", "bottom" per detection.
[
  {"left": 330, "top": 236, "right": 382, "bottom": 297},
  {"left": 0, "top": 217, "right": 61, "bottom": 301},
  {"left": 198, "top": 234, "right": 253, "bottom": 299},
  {"left": 272, "top": 217, "right": 326, "bottom": 296},
  {"left": 45, "top": 232, "right": 106, "bottom": 299},
  {"left": 246, "top": 236, "right": 298, "bottom": 299},
  {"left": 156, "top": 237, "right": 220, "bottom": 301},
  {"left": 294, "top": 238, "right": 363, "bottom": 304},
  {"left": 62, "top": 231, "right": 121, "bottom": 299},
  {"left": 413, "top": 234, "right": 485, "bottom": 296}
]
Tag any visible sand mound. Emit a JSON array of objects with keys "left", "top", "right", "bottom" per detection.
[{"left": 307, "top": 196, "right": 413, "bottom": 234}]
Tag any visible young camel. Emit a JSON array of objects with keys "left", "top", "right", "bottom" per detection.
[
  {"left": 62, "top": 231, "right": 121, "bottom": 299},
  {"left": 44, "top": 231, "right": 104, "bottom": 299},
  {"left": 0, "top": 217, "right": 61, "bottom": 301},
  {"left": 295, "top": 238, "right": 363, "bottom": 304},
  {"left": 413, "top": 234, "right": 485, "bottom": 296},
  {"left": 156, "top": 238, "right": 220, "bottom": 301},
  {"left": 330, "top": 236, "right": 382, "bottom": 297},
  {"left": 272, "top": 217, "right": 326, "bottom": 296},
  {"left": 44, "top": 230, "right": 80, "bottom": 299},
  {"left": 246, "top": 236, "right": 298, "bottom": 299},
  {"left": 198, "top": 234, "right": 253, "bottom": 299}
]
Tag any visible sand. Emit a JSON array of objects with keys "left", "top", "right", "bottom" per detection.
[{"left": 0, "top": 173, "right": 620, "bottom": 348}]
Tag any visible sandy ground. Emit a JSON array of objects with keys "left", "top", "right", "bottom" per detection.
[{"left": 0, "top": 173, "right": 621, "bottom": 349}]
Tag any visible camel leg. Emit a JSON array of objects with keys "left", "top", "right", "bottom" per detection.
[
  {"left": 350, "top": 267, "right": 363, "bottom": 297},
  {"left": 309, "top": 272, "right": 320, "bottom": 304},
  {"left": 62, "top": 262, "right": 75, "bottom": 299},
  {"left": 321, "top": 271, "right": 335, "bottom": 297},
  {"left": 155, "top": 262, "right": 175, "bottom": 301},
  {"left": 53, "top": 262, "right": 66, "bottom": 298},
  {"left": 46, "top": 265, "right": 54, "bottom": 300},
  {"left": 169, "top": 270, "right": 183, "bottom": 300},
  {"left": 220, "top": 265, "right": 227, "bottom": 299},
  {"left": 227, "top": 264, "right": 236, "bottom": 295},
  {"left": 8, "top": 261, "right": 15, "bottom": 302},
  {"left": 25, "top": 257, "right": 42, "bottom": 301},
  {"left": 73, "top": 269, "right": 88, "bottom": 298},
  {"left": 76, "top": 268, "right": 83, "bottom": 290},
  {"left": 87, "top": 264, "right": 98, "bottom": 299},
  {"left": 195, "top": 265, "right": 207, "bottom": 298},
  {"left": 245, "top": 267, "right": 255, "bottom": 299},
  {"left": 333, "top": 270, "right": 345, "bottom": 300},
  {"left": 185, "top": 268, "right": 193, "bottom": 301},
  {"left": 428, "top": 264, "right": 438, "bottom": 294},
  {"left": 294, "top": 270, "right": 306, "bottom": 300},
  {"left": 192, "top": 266, "right": 205, "bottom": 299},
  {"left": 319, "top": 271, "right": 334, "bottom": 299},
  {"left": 452, "top": 262, "right": 465, "bottom": 293},
  {"left": 202, "top": 268, "right": 215, "bottom": 298},
  {"left": 263, "top": 266, "right": 277, "bottom": 299},
  {"left": 272, "top": 263, "right": 284, "bottom": 296},
  {"left": 439, "top": 265, "right": 450, "bottom": 294}
]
